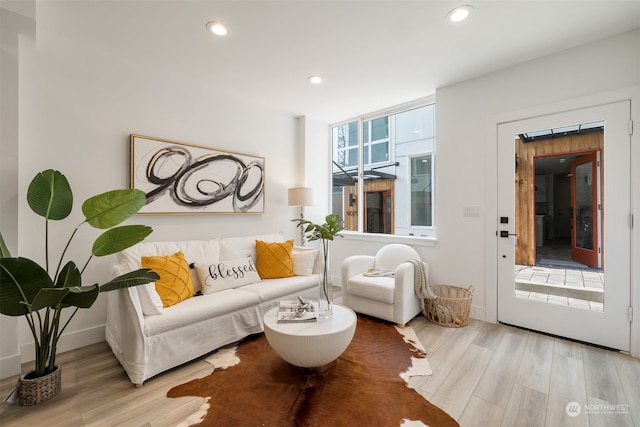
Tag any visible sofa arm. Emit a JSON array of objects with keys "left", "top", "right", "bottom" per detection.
[
  {"left": 106, "top": 264, "right": 149, "bottom": 385},
  {"left": 109, "top": 264, "right": 146, "bottom": 330},
  {"left": 105, "top": 287, "right": 148, "bottom": 386}
]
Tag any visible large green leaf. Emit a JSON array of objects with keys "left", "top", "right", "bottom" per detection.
[
  {"left": 0, "top": 258, "right": 54, "bottom": 316},
  {"left": 82, "top": 189, "right": 146, "bottom": 229},
  {"left": 26, "top": 170, "right": 73, "bottom": 220},
  {"left": 55, "top": 261, "right": 82, "bottom": 288},
  {"left": 91, "top": 225, "right": 153, "bottom": 257},
  {"left": 30, "top": 287, "right": 70, "bottom": 311},
  {"left": 322, "top": 213, "right": 344, "bottom": 241},
  {"left": 100, "top": 268, "right": 159, "bottom": 292},
  {"left": 60, "top": 284, "right": 99, "bottom": 308}
]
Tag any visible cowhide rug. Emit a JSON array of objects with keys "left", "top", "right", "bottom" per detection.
[{"left": 168, "top": 316, "right": 459, "bottom": 427}]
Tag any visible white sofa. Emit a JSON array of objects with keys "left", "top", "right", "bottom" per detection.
[{"left": 106, "top": 233, "right": 320, "bottom": 386}]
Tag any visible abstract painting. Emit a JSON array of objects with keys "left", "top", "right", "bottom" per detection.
[{"left": 130, "top": 134, "right": 264, "bottom": 214}]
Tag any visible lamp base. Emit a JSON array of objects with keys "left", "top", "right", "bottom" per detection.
[{"left": 299, "top": 208, "right": 306, "bottom": 246}]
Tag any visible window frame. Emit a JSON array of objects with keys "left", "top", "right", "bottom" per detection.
[{"left": 330, "top": 96, "right": 436, "bottom": 240}]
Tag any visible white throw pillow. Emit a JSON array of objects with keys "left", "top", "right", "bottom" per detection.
[
  {"left": 196, "top": 257, "right": 262, "bottom": 294},
  {"left": 218, "top": 233, "right": 283, "bottom": 263},
  {"left": 292, "top": 246, "right": 319, "bottom": 276},
  {"left": 136, "top": 283, "right": 165, "bottom": 315}
]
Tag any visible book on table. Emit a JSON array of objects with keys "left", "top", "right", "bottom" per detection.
[{"left": 277, "top": 299, "right": 317, "bottom": 323}]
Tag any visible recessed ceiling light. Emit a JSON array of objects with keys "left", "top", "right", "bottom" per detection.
[
  {"left": 206, "top": 21, "right": 229, "bottom": 37},
  {"left": 307, "top": 75, "right": 323, "bottom": 84},
  {"left": 446, "top": 5, "right": 473, "bottom": 23}
]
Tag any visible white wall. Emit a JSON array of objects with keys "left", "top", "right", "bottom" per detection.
[
  {"left": 299, "top": 116, "right": 331, "bottom": 225},
  {"left": 326, "top": 30, "right": 639, "bottom": 354},
  {"left": 0, "top": 1, "right": 35, "bottom": 379},
  {"left": 1, "top": 4, "right": 301, "bottom": 377}
]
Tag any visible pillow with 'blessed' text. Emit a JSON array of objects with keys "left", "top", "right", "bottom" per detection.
[{"left": 196, "top": 257, "right": 262, "bottom": 294}]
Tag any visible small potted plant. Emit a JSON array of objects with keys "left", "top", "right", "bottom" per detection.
[
  {"left": 293, "top": 213, "right": 344, "bottom": 318},
  {"left": 0, "top": 169, "right": 159, "bottom": 405}
]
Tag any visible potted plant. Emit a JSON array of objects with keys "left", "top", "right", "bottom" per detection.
[
  {"left": 0, "top": 169, "right": 159, "bottom": 405},
  {"left": 293, "top": 213, "right": 344, "bottom": 318}
]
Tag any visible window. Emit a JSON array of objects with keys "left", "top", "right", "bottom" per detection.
[
  {"left": 331, "top": 100, "right": 436, "bottom": 237},
  {"left": 333, "top": 121, "right": 359, "bottom": 168},
  {"left": 363, "top": 117, "right": 390, "bottom": 165},
  {"left": 410, "top": 155, "right": 433, "bottom": 226}
]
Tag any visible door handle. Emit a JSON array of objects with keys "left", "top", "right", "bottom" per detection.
[{"left": 500, "top": 230, "right": 517, "bottom": 238}]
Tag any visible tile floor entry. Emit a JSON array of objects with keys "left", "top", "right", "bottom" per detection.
[{"left": 515, "top": 264, "right": 604, "bottom": 312}]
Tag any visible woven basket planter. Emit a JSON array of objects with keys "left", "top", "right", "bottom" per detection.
[
  {"left": 18, "top": 366, "right": 61, "bottom": 406},
  {"left": 425, "top": 285, "right": 474, "bottom": 327}
]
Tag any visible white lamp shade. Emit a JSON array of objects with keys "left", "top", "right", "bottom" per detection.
[{"left": 288, "top": 187, "right": 315, "bottom": 207}]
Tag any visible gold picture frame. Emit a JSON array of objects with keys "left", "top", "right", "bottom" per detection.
[{"left": 130, "top": 134, "right": 265, "bottom": 214}]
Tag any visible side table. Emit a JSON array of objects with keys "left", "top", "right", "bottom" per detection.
[{"left": 263, "top": 304, "right": 357, "bottom": 368}]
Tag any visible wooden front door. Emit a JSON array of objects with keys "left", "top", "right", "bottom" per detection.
[
  {"left": 364, "top": 190, "right": 391, "bottom": 233},
  {"left": 570, "top": 152, "right": 602, "bottom": 268}
]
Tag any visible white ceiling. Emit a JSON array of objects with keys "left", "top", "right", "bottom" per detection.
[{"left": 30, "top": 1, "right": 640, "bottom": 123}]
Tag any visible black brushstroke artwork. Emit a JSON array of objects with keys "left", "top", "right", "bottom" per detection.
[{"left": 143, "top": 146, "right": 263, "bottom": 213}]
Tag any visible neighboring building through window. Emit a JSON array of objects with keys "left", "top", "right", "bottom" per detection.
[{"left": 331, "top": 101, "right": 435, "bottom": 237}]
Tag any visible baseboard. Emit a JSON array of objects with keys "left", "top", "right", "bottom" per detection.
[
  {"left": 0, "top": 354, "right": 22, "bottom": 380},
  {"left": 18, "top": 325, "right": 106, "bottom": 364},
  {"left": 469, "top": 304, "right": 486, "bottom": 322}
]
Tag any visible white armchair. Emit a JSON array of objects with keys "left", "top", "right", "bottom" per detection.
[{"left": 341, "top": 244, "right": 424, "bottom": 327}]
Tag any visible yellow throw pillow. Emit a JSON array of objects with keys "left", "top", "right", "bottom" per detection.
[
  {"left": 255, "top": 239, "right": 295, "bottom": 279},
  {"left": 141, "top": 251, "right": 194, "bottom": 308}
]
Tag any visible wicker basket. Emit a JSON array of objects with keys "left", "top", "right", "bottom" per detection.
[
  {"left": 17, "top": 366, "right": 61, "bottom": 406},
  {"left": 424, "top": 285, "right": 474, "bottom": 327}
]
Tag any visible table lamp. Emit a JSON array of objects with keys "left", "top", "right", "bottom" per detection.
[{"left": 288, "top": 187, "right": 315, "bottom": 245}]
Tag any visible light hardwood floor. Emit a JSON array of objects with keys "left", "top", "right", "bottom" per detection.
[{"left": 1, "top": 315, "right": 638, "bottom": 427}]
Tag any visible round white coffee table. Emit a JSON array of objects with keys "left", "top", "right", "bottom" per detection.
[{"left": 263, "top": 304, "right": 357, "bottom": 368}]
